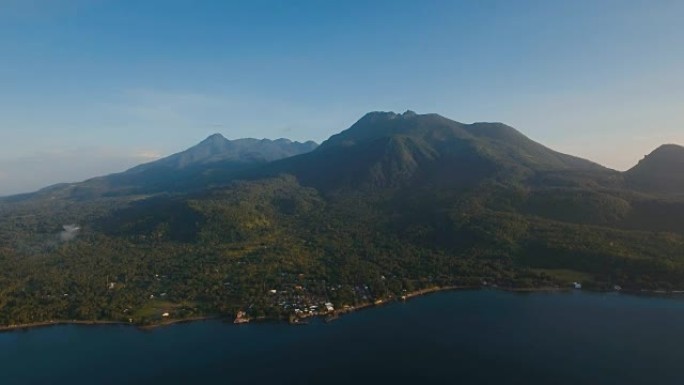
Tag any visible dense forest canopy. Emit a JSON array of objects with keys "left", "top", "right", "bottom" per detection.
[{"left": 1, "top": 111, "right": 683, "bottom": 326}]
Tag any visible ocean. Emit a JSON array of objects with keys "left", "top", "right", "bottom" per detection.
[{"left": 2, "top": 290, "right": 683, "bottom": 385}]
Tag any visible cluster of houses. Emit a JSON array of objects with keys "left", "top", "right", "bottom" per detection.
[
  {"left": 290, "top": 302, "right": 335, "bottom": 316},
  {"left": 232, "top": 280, "right": 347, "bottom": 323},
  {"left": 268, "top": 287, "right": 336, "bottom": 319}
]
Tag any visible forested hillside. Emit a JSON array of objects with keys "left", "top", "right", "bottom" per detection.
[{"left": 1, "top": 111, "right": 683, "bottom": 326}]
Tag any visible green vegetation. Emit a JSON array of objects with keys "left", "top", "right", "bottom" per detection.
[{"left": 0, "top": 111, "right": 683, "bottom": 327}]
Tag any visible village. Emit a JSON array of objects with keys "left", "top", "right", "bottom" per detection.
[
  {"left": 102, "top": 262, "right": 640, "bottom": 328},
  {"left": 234, "top": 281, "right": 378, "bottom": 324}
]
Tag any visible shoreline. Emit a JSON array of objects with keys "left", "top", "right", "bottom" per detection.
[
  {"left": 137, "top": 316, "right": 219, "bottom": 331},
  {"left": 1, "top": 286, "right": 681, "bottom": 333},
  {"left": 0, "top": 316, "right": 218, "bottom": 334},
  {"left": 334, "top": 285, "right": 570, "bottom": 315},
  {"left": 0, "top": 319, "right": 128, "bottom": 333}
]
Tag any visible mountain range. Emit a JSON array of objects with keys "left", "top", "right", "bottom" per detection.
[
  {"left": 6, "top": 110, "right": 681, "bottom": 201},
  {"left": 0, "top": 111, "right": 683, "bottom": 326}
]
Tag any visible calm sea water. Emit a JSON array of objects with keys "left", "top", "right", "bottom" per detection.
[{"left": 2, "top": 290, "right": 684, "bottom": 385}]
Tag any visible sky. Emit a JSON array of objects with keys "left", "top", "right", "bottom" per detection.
[{"left": 1, "top": 0, "right": 683, "bottom": 196}]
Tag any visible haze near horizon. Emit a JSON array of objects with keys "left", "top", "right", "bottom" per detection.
[{"left": 1, "top": 0, "right": 683, "bottom": 196}]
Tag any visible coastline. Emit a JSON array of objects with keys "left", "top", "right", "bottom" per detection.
[
  {"left": 0, "top": 286, "right": 479, "bottom": 332},
  {"left": 1, "top": 285, "right": 679, "bottom": 333},
  {"left": 0, "top": 316, "right": 218, "bottom": 334},
  {"left": 308, "top": 285, "right": 570, "bottom": 321},
  {"left": 0, "top": 319, "right": 128, "bottom": 333},
  {"left": 327, "top": 285, "right": 477, "bottom": 319},
  {"left": 137, "top": 316, "right": 219, "bottom": 331}
]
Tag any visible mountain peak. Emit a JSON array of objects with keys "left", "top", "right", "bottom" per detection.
[
  {"left": 358, "top": 111, "right": 400, "bottom": 122},
  {"left": 201, "top": 133, "right": 228, "bottom": 144},
  {"left": 358, "top": 110, "right": 421, "bottom": 122},
  {"left": 320, "top": 110, "right": 454, "bottom": 149}
]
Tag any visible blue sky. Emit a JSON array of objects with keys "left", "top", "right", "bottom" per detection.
[{"left": 1, "top": 0, "right": 683, "bottom": 195}]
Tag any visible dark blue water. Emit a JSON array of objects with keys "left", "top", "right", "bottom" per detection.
[{"left": 2, "top": 290, "right": 684, "bottom": 385}]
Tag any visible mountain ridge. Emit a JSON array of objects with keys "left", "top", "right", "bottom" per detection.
[
  {"left": 2, "top": 112, "right": 681, "bottom": 201},
  {"left": 1, "top": 134, "right": 318, "bottom": 202},
  {"left": 1, "top": 112, "right": 681, "bottom": 202},
  {"left": 127, "top": 134, "right": 318, "bottom": 173}
]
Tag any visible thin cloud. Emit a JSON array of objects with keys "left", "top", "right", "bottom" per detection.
[{"left": 136, "top": 150, "right": 163, "bottom": 161}]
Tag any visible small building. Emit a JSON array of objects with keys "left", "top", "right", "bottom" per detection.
[
  {"left": 573, "top": 282, "right": 582, "bottom": 289},
  {"left": 162, "top": 312, "right": 170, "bottom": 317}
]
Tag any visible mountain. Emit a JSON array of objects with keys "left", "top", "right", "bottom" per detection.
[
  {"left": 250, "top": 110, "right": 608, "bottom": 191},
  {"left": 96, "top": 112, "right": 682, "bottom": 246},
  {"left": 4, "top": 134, "right": 318, "bottom": 202},
  {"left": 317, "top": 111, "right": 600, "bottom": 172},
  {"left": 127, "top": 134, "right": 318, "bottom": 173},
  {"left": 625, "top": 144, "right": 684, "bottom": 195}
]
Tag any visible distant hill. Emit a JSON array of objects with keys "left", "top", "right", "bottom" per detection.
[
  {"left": 625, "top": 144, "right": 684, "bottom": 195},
  {"left": 3, "top": 134, "right": 318, "bottom": 201},
  {"left": 128, "top": 134, "right": 317, "bottom": 173}
]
